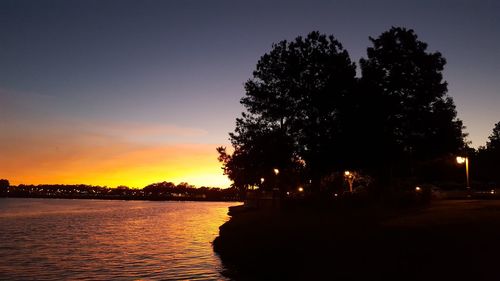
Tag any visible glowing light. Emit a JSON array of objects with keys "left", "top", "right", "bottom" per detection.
[
  {"left": 456, "top": 156, "right": 470, "bottom": 189},
  {"left": 456, "top": 156, "right": 466, "bottom": 164},
  {"left": 298, "top": 187, "right": 304, "bottom": 192},
  {"left": 273, "top": 168, "right": 279, "bottom": 175},
  {"left": 260, "top": 177, "right": 265, "bottom": 183},
  {"left": 344, "top": 170, "right": 355, "bottom": 192},
  {"left": 2, "top": 142, "right": 232, "bottom": 188},
  {"left": 415, "top": 186, "right": 421, "bottom": 192}
]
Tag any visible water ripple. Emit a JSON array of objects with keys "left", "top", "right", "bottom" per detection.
[{"left": 0, "top": 198, "right": 237, "bottom": 280}]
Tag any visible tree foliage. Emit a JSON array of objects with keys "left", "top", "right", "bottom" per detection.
[
  {"left": 219, "top": 27, "right": 466, "bottom": 193},
  {"left": 474, "top": 121, "right": 500, "bottom": 184},
  {"left": 356, "top": 27, "right": 465, "bottom": 179},
  {"left": 217, "top": 117, "right": 299, "bottom": 190},
  {"left": 0, "top": 179, "right": 9, "bottom": 193},
  {"left": 486, "top": 121, "right": 500, "bottom": 152},
  {"left": 219, "top": 31, "right": 357, "bottom": 191}
]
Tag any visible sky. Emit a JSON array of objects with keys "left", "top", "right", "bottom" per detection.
[{"left": 1, "top": 0, "right": 499, "bottom": 188}]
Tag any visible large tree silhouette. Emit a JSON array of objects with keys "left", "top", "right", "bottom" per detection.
[
  {"left": 219, "top": 31, "right": 357, "bottom": 191},
  {"left": 220, "top": 27, "right": 466, "bottom": 193},
  {"left": 355, "top": 27, "right": 465, "bottom": 183}
]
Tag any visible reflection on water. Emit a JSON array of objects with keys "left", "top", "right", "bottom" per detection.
[{"left": 0, "top": 198, "right": 237, "bottom": 280}]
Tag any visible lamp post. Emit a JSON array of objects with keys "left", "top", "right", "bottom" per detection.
[
  {"left": 456, "top": 156, "right": 470, "bottom": 189},
  {"left": 273, "top": 168, "right": 279, "bottom": 192},
  {"left": 255, "top": 177, "right": 264, "bottom": 191},
  {"left": 273, "top": 168, "right": 280, "bottom": 207},
  {"left": 344, "top": 170, "right": 355, "bottom": 193}
]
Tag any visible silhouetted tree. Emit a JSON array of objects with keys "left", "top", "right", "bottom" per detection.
[
  {"left": 220, "top": 27, "right": 467, "bottom": 197},
  {"left": 220, "top": 31, "right": 357, "bottom": 192},
  {"left": 113, "top": 185, "right": 131, "bottom": 196},
  {"left": 356, "top": 27, "right": 465, "bottom": 185},
  {"left": 217, "top": 118, "right": 301, "bottom": 191},
  {"left": 143, "top": 181, "right": 177, "bottom": 196},
  {"left": 475, "top": 122, "right": 500, "bottom": 185},
  {"left": 177, "top": 182, "right": 195, "bottom": 190},
  {"left": 486, "top": 122, "right": 500, "bottom": 151},
  {"left": 0, "top": 179, "right": 9, "bottom": 194}
]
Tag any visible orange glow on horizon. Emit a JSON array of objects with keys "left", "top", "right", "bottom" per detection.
[
  {"left": 0, "top": 119, "right": 232, "bottom": 188},
  {"left": 4, "top": 163, "right": 231, "bottom": 189},
  {"left": 1, "top": 139, "right": 231, "bottom": 188}
]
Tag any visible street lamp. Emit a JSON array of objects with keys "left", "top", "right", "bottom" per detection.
[
  {"left": 456, "top": 156, "right": 470, "bottom": 189},
  {"left": 344, "top": 170, "right": 355, "bottom": 193},
  {"left": 272, "top": 168, "right": 280, "bottom": 207},
  {"left": 273, "top": 168, "right": 279, "bottom": 191}
]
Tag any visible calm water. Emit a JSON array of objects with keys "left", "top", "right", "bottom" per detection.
[{"left": 0, "top": 198, "right": 238, "bottom": 280}]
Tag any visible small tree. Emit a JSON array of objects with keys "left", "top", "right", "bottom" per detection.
[
  {"left": 0, "top": 179, "right": 9, "bottom": 194},
  {"left": 475, "top": 122, "right": 500, "bottom": 184},
  {"left": 486, "top": 122, "right": 500, "bottom": 151}
]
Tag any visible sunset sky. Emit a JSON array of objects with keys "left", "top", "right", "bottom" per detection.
[{"left": 1, "top": 0, "right": 499, "bottom": 188}]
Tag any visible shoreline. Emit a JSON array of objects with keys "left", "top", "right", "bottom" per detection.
[
  {"left": 0, "top": 195, "right": 241, "bottom": 202},
  {"left": 214, "top": 200, "right": 500, "bottom": 280}
]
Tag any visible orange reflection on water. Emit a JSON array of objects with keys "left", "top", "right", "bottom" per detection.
[{"left": 0, "top": 199, "right": 237, "bottom": 280}]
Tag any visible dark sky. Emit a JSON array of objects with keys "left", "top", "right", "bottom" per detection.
[{"left": 1, "top": 0, "right": 499, "bottom": 186}]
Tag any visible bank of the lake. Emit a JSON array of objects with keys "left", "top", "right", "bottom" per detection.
[{"left": 214, "top": 200, "right": 500, "bottom": 280}]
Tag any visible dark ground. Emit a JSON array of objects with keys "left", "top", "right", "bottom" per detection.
[{"left": 214, "top": 200, "right": 500, "bottom": 280}]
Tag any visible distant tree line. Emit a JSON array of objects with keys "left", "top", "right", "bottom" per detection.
[
  {"left": 0, "top": 181, "right": 240, "bottom": 201},
  {"left": 218, "top": 26, "right": 482, "bottom": 197}
]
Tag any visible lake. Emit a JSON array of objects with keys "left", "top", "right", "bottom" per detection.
[{"left": 0, "top": 198, "right": 238, "bottom": 280}]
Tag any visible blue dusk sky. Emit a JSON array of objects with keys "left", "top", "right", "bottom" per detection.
[{"left": 1, "top": 0, "right": 499, "bottom": 187}]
